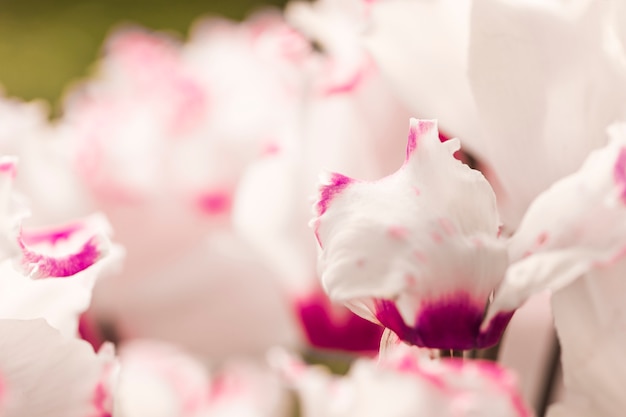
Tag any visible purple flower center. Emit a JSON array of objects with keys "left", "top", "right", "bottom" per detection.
[{"left": 375, "top": 293, "right": 513, "bottom": 350}]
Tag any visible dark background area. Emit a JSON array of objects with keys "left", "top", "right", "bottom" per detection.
[{"left": 0, "top": 0, "right": 287, "bottom": 104}]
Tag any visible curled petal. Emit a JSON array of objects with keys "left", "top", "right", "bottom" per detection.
[
  {"left": 487, "top": 125, "right": 626, "bottom": 319},
  {"left": 313, "top": 118, "right": 508, "bottom": 349},
  {"left": 0, "top": 214, "right": 122, "bottom": 337},
  {"left": 18, "top": 213, "right": 113, "bottom": 279}
]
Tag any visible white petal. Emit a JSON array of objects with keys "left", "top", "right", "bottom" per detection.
[
  {"left": 548, "top": 259, "right": 626, "bottom": 417},
  {"left": 488, "top": 125, "right": 626, "bottom": 317},
  {"left": 468, "top": 0, "right": 626, "bottom": 227},
  {"left": 363, "top": 0, "right": 483, "bottom": 152},
  {"left": 0, "top": 319, "right": 110, "bottom": 417}
]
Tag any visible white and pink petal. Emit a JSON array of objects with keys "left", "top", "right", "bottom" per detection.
[
  {"left": 314, "top": 118, "right": 509, "bottom": 349},
  {"left": 487, "top": 124, "right": 626, "bottom": 318}
]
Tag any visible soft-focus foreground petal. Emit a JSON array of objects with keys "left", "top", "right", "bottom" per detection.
[
  {"left": 0, "top": 167, "right": 122, "bottom": 337},
  {"left": 114, "top": 340, "right": 289, "bottom": 417},
  {"left": 274, "top": 345, "right": 531, "bottom": 417},
  {"left": 487, "top": 124, "right": 626, "bottom": 319},
  {"left": 363, "top": 0, "right": 482, "bottom": 152},
  {"left": 547, "top": 259, "right": 626, "bottom": 417},
  {"left": 92, "top": 230, "right": 301, "bottom": 362},
  {"left": 114, "top": 340, "right": 210, "bottom": 417},
  {"left": 0, "top": 319, "right": 111, "bottom": 417},
  {"left": 469, "top": 0, "right": 626, "bottom": 228},
  {"left": 313, "top": 119, "right": 509, "bottom": 350},
  {"left": 233, "top": 144, "right": 384, "bottom": 353}
]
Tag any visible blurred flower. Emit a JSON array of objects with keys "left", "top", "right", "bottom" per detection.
[
  {"left": 64, "top": 14, "right": 307, "bottom": 359},
  {"left": 275, "top": 344, "right": 531, "bottom": 417},
  {"left": 113, "top": 340, "right": 289, "bottom": 417}
]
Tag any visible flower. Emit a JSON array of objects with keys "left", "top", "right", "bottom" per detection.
[
  {"left": 65, "top": 17, "right": 308, "bottom": 359},
  {"left": 275, "top": 344, "right": 531, "bottom": 417},
  {"left": 312, "top": 118, "right": 510, "bottom": 350},
  {"left": 0, "top": 319, "right": 113, "bottom": 417},
  {"left": 113, "top": 339, "right": 289, "bottom": 417}
]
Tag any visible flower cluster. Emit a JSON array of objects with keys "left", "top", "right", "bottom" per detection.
[{"left": 0, "top": 0, "right": 625, "bottom": 416}]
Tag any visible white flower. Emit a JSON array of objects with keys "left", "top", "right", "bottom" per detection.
[
  {"left": 313, "top": 118, "right": 509, "bottom": 349},
  {"left": 113, "top": 339, "right": 289, "bottom": 417}
]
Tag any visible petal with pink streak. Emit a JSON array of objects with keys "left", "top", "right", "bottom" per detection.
[
  {"left": 487, "top": 124, "right": 626, "bottom": 319},
  {"left": 0, "top": 319, "right": 111, "bottom": 417},
  {"left": 363, "top": 0, "right": 482, "bottom": 155},
  {"left": 18, "top": 214, "right": 113, "bottom": 279}
]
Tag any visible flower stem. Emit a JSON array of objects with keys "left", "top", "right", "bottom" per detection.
[{"left": 439, "top": 349, "right": 464, "bottom": 358}]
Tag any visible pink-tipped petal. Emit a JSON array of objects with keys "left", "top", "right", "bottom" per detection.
[
  {"left": 286, "top": 344, "right": 531, "bottom": 417},
  {"left": 18, "top": 214, "right": 112, "bottom": 279},
  {"left": 313, "top": 119, "right": 508, "bottom": 349},
  {"left": 487, "top": 124, "right": 626, "bottom": 320}
]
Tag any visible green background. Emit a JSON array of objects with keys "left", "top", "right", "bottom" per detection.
[{"left": 0, "top": 0, "right": 287, "bottom": 105}]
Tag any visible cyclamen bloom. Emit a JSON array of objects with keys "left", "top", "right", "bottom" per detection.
[
  {"left": 312, "top": 118, "right": 510, "bottom": 350},
  {"left": 114, "top": 340, "right": 289, "bottom": 417},
  {"left": 277, "top": 344, "right": 531, "bottom": 417}
]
